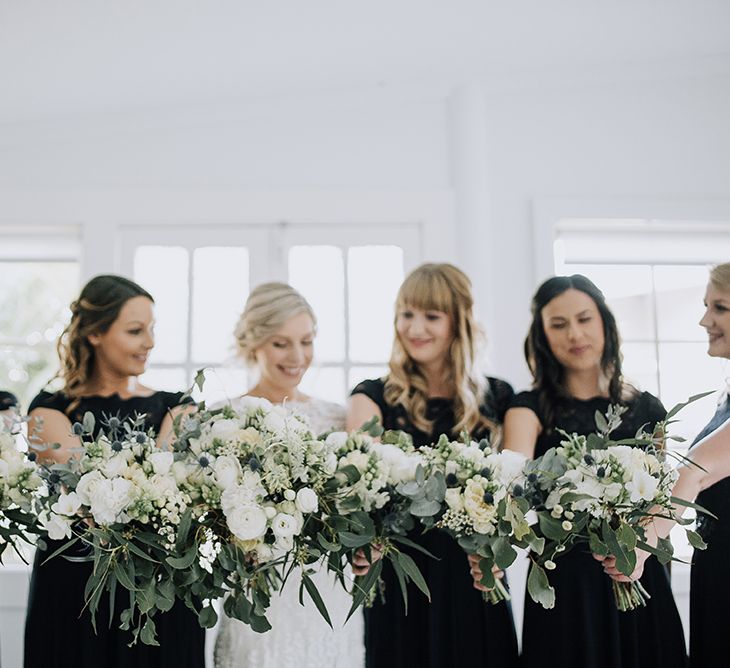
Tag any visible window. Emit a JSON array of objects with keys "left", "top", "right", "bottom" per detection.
[
  {"left": 0, "top": 225, "right": 81, "bottom": 410},
  {"left": 120, "top": 223, "right": 420, "bottom": 405},
  {"left": 555, "top": 220, "right": 730, "bottom": 448}
]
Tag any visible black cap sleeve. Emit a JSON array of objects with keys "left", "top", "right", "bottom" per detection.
[{"left": 350, "top": 378, "right": 389, "bottom": 416}]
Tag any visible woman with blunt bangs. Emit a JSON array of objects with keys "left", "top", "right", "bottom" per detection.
[
  {"left": 24, "top": 275, "right": 205, "bottom": 668},
  {"left": 348, "top": 263, "right": 518, "bottom": 668},
  {"left": 472, "top": 274, "right": 686, "bottom": 668}
]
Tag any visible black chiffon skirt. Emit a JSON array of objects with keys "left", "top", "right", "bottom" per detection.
[
  {"left": 364, "top": 529, "right": 518, "bottom": 668},
  {"left": 24, "top": 539, "right": 205, "bottom": 668}
]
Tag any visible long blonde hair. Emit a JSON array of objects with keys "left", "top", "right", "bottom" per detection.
[
  {"left": 56, "top": 275, "right": 153, "bottom": 414},
  {"left": 384, "top": 263, "right": 496, "bottom": 438},
  {"left": 233, "top": 282, "right": 316, "bottom": 365},
  {"left": 710, "top": 262, "right": 730, "bottom": 293}
]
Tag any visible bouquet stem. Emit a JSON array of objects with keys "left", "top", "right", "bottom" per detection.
[
  {"left": 482, "top": 576, "right": 511, "bottom": 604},
  {"left": 612, "top": 580, "right": 651, "bottom": 611}
]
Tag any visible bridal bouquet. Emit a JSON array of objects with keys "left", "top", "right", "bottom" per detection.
[
  {"left": 322, "top": 425, "right": 432, "bottom": 615},
  {"left": 36, "top": 411, "right": 190, "bottom": 644},
  {"left": 170, "top": 396, "right": 341, "bottom": 633},
  {"left": 399, "top": 434, "right": 538, "bottom": 603},
  {"left": 521, "top": 402, "right": 708, "bottom": 611},
  {"left": 0, "top": 417, "right": 43, "bottom": 560}
]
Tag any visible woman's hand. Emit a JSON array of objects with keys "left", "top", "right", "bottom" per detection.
[
  {"left": 352, "top": 543, "right": 384, "bottom": 576},
  {"left": 593, "top": 549, "right": 650, "bottom": 583},
  {"left": 467, "top": 553, "right": 504, "bottom": 592}
]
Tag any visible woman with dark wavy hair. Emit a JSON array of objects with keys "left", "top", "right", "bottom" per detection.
[
  {"left": 471, "top": 274, "right": 686, "bottom": 668},
  {"left": 24, "top": 274, "right": 204, "bottom": 668}
]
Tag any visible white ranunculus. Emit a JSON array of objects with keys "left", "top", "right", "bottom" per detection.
[
  {"left": 271, "top": 512, "right": 298, "bottom": 539},
  {"left": 210, "top": 419, "right": 241, "bottom": 441},
  {"left": 325, "top": 432, "right": 348, "bottom": 449},
  {"left": 172, "top": 460, "right": 190, "bottom": 485},
  {"left": 324, "top": 452, "right": 338, "bottom": 475},
  {"left": 492, "top": 450, "right": 528, "bottom": 484},
  {"left": 445, "top": 487, "right": 464, "bottom": 512},
  {"left": 39, "top": 511, "right": 73, "bottom": 540},
  {"left": 75, "top": 470, "right": 105, "bottom": 506},
  {"left": 51, "top": 491, "right": 82, "bottom": 517},
  {"left": 225, "top": 505, "right": 268, "bottom": 541},
  {"left": 213, "top": 455, "right": 242, "bottom": 490},
  {"left": 149, "top": 451, "right": 174, "bottom": 476},
  {"left": 89, "top": 478, "right": 134, "bottom": 525},
  {"left": 221, "top": 480, "right": 265, "bottom": 515},
  {"left": 262, "top": 410, "right": 286, "bottom": 436},
  {"left": 295, "top": 487, "right": 318, "bottom": 514},
  {"left": 102, "top": 453, "right": 129, "bottom": 479}
]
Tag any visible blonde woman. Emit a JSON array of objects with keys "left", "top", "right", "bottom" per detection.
[
  {"left": 214, "top": 282, "right": 365, "bottom": 668},
  {"left": 347, "top": 263, "right": 518, "bottom": 668}
]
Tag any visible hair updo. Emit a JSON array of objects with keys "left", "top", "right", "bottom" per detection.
[{"left": 233, "top": 282, "right": 316, "bottom": 365}]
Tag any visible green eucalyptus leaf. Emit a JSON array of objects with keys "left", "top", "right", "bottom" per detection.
[{"left": 527, "top": 563, "right": 555, "bottom": 609}]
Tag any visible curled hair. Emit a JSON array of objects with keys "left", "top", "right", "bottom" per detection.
[
  {"left": 234, "top": 282, "right": 316, "bottom": 365},
  {"left": 524, "top": 274, "right": 631, "bottom": 432},
  {"left": 709, "top": 262, "right": 730, "bottom": 293},
  {"left": 57, "top": 275, "right": 153, "bottom": 413},
  {"left": 384, "top": 263, "right": 497, "bottom": 439}
]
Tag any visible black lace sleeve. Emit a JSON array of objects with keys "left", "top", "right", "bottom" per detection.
[
  {"left": 28, "top": 390, "right": 72, "bottom": 414},
  {"left": 350, "top": 378, "right": 389, "bottom": 416},
  {"left": 508, "top": 390, "right": 543, "bottom": 422},
  {"left": 486, "top": 377, "right": 515, "bottom": 422}
]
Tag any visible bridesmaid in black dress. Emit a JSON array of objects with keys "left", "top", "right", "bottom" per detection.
[
  {"left": 482, "top": 274, "right": 686, "bottom": 668},
  {"left": 347, "top": 263, "right": 519, "bottom": 668},
  {"left": 24, "top": 275, "right": 205, "bottom": 668}
]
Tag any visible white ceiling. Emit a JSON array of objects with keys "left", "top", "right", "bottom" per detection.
[{"left": 1, "top": 1, "right": 729, "bottom": 124}]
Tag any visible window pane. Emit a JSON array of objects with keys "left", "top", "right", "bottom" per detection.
[
  {"left": 192, "top": 247, "right": 249, "bottom": 364},
  {"left": 654, "top": 266, "right": 709, "bottom": 342},
  {"left": 299, "top": 366, "right": 346, "bottom": 405},
  {"left": 658, "top": 342, "right": 727, "bottom": 448},
  {"left": 566, "top": 264, "right": 654, "bottom": 340},
  {"left": 289, "top": 246, "right": 345, "bottom": 362},
  {"left": 0, "top": 262, "right": 78, "bottom": 408},
  {"left": 348, "top": 246, "right": 403, "bottom": 362},
  {"left": 194, "top": 366, "right": 250, "bottom": 406},
  {"left": 134, "top": 246, "right": 189, "bottom": 364},
  {"left": 621, "top": 342, "right": 659, "bottom": 396},
  {"left": 140, "top": 367, "right": 189, "bottom": 394},
  {"left": 348, "top": 366, "right": 388, "bottom": 393}
]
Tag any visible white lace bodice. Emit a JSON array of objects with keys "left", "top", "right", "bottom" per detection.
[{"left": 214, "top": 397, "right": 365, "bottom": 668}]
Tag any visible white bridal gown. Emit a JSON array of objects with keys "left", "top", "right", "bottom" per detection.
[{"left": 214, "top": 397, "right": 365, "bottom": 668}]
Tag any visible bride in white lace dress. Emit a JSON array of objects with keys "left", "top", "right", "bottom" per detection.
[{"left": 214, "top": 282, "right": 365, "bottom": 668}]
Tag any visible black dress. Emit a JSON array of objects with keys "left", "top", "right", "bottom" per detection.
[
  {"left": 24, "top": 390, "right": 205, "bottom": 668},
  {"left": 689, "top": 392, "right": 730, "bottom": 668},
  {"left": 351, "top": 377, "right": 519, "bottom": 668},
  {"left": 512, "top": 390, "right": 687, "bottom": 668}
]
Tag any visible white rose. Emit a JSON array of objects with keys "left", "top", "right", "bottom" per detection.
[
  {"left": 75, "top": 470, "right": 105, "bottom": 506},
  {"left": 271, "top": 512, "right": 298, "bottom": 539},
  {"left": 239, "top": 396, "right": 273, "bottom": 412},
  {"left": 213, "top": 455, "right": 242, "bottom": 490},
  {"left": 626, "top": 470, "right": 659, "bottom": 503},
  {"left": 149, "top": 451, "right": 174, "bottom": 476},
  {"left": 295, "top": 487, "right": 319, "bottom": 514},
  {"left": 40, "top": 511, "right": 73, "bottom": 540},
  {"left": 226, "top": 505, "right": 268, "bottom": 541}
]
